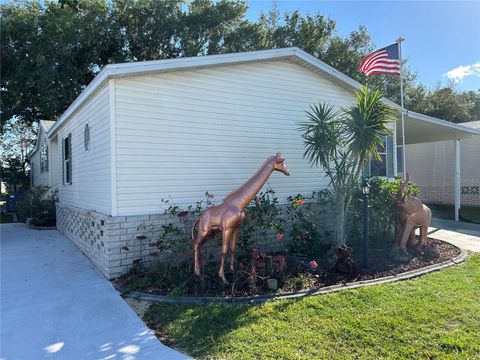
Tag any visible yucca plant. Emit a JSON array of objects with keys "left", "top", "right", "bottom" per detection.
[{"left": 299, "top": 86, "right": 396, "bottom": 245}]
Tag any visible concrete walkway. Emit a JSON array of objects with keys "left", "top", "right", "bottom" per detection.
[
  {"left": 429, "top": 218, "right": 480, "bottom": 253},
  {"left": 0, "top": 223, "right": 188, "bottom": 360}
]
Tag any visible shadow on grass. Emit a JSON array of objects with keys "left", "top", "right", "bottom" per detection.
[
  {"left": 144, "top": 256, "right": 480, "bottom": 359},
  {"left": 145, "top": 301, "right": 261, "bottom": 358}
]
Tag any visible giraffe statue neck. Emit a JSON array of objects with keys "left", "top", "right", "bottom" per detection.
[{"left": 224, "top": 159, "right": 275, "bottom": 210}]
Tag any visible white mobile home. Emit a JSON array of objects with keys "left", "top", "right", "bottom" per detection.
[{"left": 29, "top": 47, "right": 478, "bottom": 278}]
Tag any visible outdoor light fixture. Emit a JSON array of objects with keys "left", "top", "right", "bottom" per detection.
[
  {"left": 362, "top": 179, "right": 371, "bottom": 195},
  {"left": 361, "top": 178, "right": 371, "bottom": 269}
]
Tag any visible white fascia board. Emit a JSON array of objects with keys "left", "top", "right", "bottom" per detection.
[
  {"left": 47, "top": 68, "right": 110, "bottom": 138},
  {"left": 407, "top": 110, "right": 480, "bottom": 136},
  {"left": 28, "top": 125, "right": 45, "bottom": 160},
  {"left": 46, "top": 46, "right": 478, "bottom": 141},
  {"left": 106, "top": 47, "right": 298, "bottom": 78},
  {"left": 46, "top": 48, "right": 298, "bottom": 138}
]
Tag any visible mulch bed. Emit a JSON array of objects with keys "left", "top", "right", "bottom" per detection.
[{"left": 114, "top": 238, "right": 461, "bottom": 298}]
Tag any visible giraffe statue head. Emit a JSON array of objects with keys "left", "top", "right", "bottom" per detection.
[{"left": 272, "top": 152, "right": 290, "bottom": 176}]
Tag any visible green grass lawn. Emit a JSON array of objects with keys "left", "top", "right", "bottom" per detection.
[{"left": 146, "top": 255, "right": 480, "bottom": 359}]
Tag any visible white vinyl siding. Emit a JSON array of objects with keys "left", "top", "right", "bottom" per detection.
[
  {"left": 113, "top": 60, "right": 362, "bottom": 215},
  {"left": 56, "top": 84, "right": 112, "bottom": 214}
]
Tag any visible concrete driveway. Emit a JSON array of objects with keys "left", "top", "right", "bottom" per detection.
[
  {"left": 429, "top": 218, "right": 480, "bottom": 253},
  {"left": 0, "top": 223, "right": 188, "bottom": 360}
]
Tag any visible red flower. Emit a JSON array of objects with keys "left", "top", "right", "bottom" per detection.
[
  {"left": 177, "top": 211, "right": 189, "bottom": 218},
  {"left": 298, "top": 199, "right": 305, "bottom": 206},
  {"left": 275, "top": 233, "right": 284, "bottom": 240},
  {"left": 309, "top": 260, "right": 318, "bottom": 269},
  {"left": 255, "top": 197, "right": 262, "bottom": 204},
  {"left": 252, "top": 247, "right": 260, "bottom": 260}
]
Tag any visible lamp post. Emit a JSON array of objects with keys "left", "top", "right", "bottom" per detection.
[{"left": 361, "top": 178, "right": 371, "bottom": 269}]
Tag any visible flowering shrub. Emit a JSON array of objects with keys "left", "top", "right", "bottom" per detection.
[
  {"left": 286, "top": 191, "right": 333, "bottom": 258},
  {"left": 237, "top": 188, "right": 284, "bottom": 253}
]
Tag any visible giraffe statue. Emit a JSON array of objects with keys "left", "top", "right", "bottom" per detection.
[{"left": 192, "top": 153, "right": 290, "bottom": 283}]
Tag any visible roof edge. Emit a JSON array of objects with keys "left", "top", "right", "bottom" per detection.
[
  {"left": 47, "top": 47, "right": 299, "bottom": 137},
  {"left": 407, "top": 110, "right": 480, "bottom": 136},
  {"left": 46, "top": 47, "right": 479, "bottom": 140}
]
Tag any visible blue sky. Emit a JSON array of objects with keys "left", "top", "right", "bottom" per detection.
[{"left": 247, "top": 1, "right": 480, "bottom": 91}]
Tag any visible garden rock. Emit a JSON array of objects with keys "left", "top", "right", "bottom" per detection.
[
  {"left": 267, "top": 278, "right": 278, "bottom": 290},
  {"left": 423, "top": 244, "right": 440, "bottom": 260},
  {"left": 390, "top": 246, "right": 410, "bottom": 263}
]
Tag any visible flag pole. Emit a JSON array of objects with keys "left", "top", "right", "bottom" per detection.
[{"left": 396, "top": 36, "right": 406, "bottom": 179}]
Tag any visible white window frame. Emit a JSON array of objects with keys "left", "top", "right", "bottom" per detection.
[{"left": 365, "top": 135, "right": 394, "bottom": 178}]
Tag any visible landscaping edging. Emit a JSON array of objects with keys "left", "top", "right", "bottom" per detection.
[{"left": 123, "top": 246, "right": 469, "bottom": 305}]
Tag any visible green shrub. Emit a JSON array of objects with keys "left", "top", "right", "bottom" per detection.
[
  {"left": 348, "top": 177, "right": 420, "bottom": 247},
  {"left": 17, "top": 185, "right": 58, "bottom": 226}
]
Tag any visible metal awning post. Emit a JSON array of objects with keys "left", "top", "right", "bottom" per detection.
[{"left": 454, "top": 138, "right": 461, "bottom": 222}]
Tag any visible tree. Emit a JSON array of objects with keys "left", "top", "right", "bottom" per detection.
[
  {"left": 300, "top": 86, "right": 396, "bottom": 245},
  {"left": 0, "top": 118, "right": 37, "bottom": 191},
  {"left": 420, "top": 86, "right": 479, "bottom": 123},
  {"left": 1, "top": 0, "right": 123, "bottom": 131}
]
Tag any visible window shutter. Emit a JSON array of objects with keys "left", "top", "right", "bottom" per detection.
[
  {"left": 31, "top": 162, "right": 35, "bottom": 186},
  {"left": 68, "top": 133, "right": 72, "bottom": 184},
  {"left": 386, "top": 136, "right": 394, "bottom": 178},
  {"left": 62, "top": 138, "right": 65, "bottom": 184}
]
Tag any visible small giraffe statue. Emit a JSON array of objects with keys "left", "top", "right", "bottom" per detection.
[
  {"left": 192, "top": 153, "right": 290, "bottom": 283},
  {"left": 393, "top": 173, "right": 432, "bottom": 259}
]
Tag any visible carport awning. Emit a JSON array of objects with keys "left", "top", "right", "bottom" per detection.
[{"left": 395, "top": 111, "right": 479, "bottom": 145}]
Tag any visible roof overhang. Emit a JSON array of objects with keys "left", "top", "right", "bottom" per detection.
[
  {"left": 396, "top": 111, "right": 479, "bottom": 145},
  {"left": 46, "top": 46, "right": 480, "bottom": 144}
]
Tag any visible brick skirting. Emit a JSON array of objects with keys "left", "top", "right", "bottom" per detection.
[{"left": 56, "top": 203, "right": 336, "bottom": 279}]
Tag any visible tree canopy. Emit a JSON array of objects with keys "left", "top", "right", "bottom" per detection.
[
  {"left": 2, "top": 0, "right": 478, "bottom": 133},
  {"left": 1, "top": 0, "right": 478, "bottom": 188}
]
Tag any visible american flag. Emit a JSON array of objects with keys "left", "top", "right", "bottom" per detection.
[{"left": 360, "top": 43, "right": 401, "bottom": 76}]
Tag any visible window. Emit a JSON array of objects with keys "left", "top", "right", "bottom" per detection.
[
  {"left": 364, "top": 136, "right": 394, "bottom": 178},
  {"left": 40, "top": 140, "right": 49, "bottom": 173},
  {"left": 84, "top": 123, "right": 90, "bottom": 151},
  {"left": 63, "top": 134, "right": 72, "bottom": 185}
]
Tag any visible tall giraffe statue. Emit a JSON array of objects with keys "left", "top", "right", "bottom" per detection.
[{"left": 192, "top": 153, "right": 290, "bottom": 283}]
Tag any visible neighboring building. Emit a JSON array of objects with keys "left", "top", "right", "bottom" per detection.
[
  {"left": 28, "top": 47, "right": 478, "bottom": 278},
  {"left": 405, "top": 121, "right": 480, "bottom": 206},
  {"left": 29, "top": 120, "right": 56, "bottom": 189}
]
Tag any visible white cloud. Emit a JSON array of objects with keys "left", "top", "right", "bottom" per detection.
[{"left": 444, "top": 62, "right": 480, "bottom": 84}]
